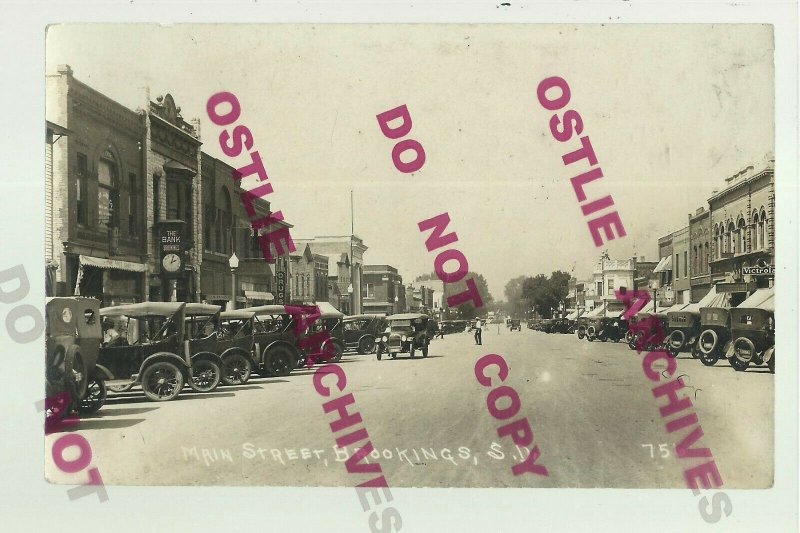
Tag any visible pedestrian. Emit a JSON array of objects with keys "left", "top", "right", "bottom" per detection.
[{"left": 474, "top": 318, "right": 483, "bottom": 345}]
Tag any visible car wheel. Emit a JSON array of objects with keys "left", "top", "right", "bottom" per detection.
[
  {"left": 690, "top": 343, "right": 701, "bottom": 359},
  {"left": 666, "top": 345, "right": 679, "bottom": 358},
  {"left": 329, "top": 343, "right": 344, "bottom": 363},
  {"left": 699, "top": 348, "right": 719, "bottom": 367},
  {"left": 65, "top": 347, "right": 88, "bottom": 400},
  {"left": 266, "top": 346, "right": 295, "bottom": 377},
  {"left": 628, "top": 333, "right": 641, "bottom": 350},
  {"left": 140, "top": 361, "right": 183, "bottom": 402},
  {"left": 78, "top": 375, "right": 106, "bottom": 414},
  {"left": 729, "top": 357, "right": 749, "bottom": 372},
  {"left": 577, "top": 330, "right": 585, "bottom": 340},
  {"left": 222, "top": 353, "right": 252, "bottom": 385},
  {"left": 188, "top": 359, "right": 221, "bottom": 393},
  {"left": 358, "top": 337, "right": 375, "bottom": 355},
  {"left": 768, "top": 350, "right": 775, "bottom": 374},
  {"left": 295, "top": 355, "right": 307, "bottom": 369},
  {"left": 586, "top": 335, "right": 594, "bottom": 342}
]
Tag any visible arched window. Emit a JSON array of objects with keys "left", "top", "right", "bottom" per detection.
[
  {"left": 704, "top": 242, "right": 709, "bottom": 273},
  {"left": 692, "top": 245, "right": 697, "bottom": 273},
  {"left": 760, "top": 210, "right": 767, "bottom": 250},
  {"left": 752, "top": 210, "right": 760, "bottom": 250},
  {"left": 737, "top": 218, "right": 746, "bottom": 254},
  {"left": 727, "top": 221, "right": 735, "bottom": 254},
  {"left": 97, "top": 150, "right": 119, "bottom": 230}
]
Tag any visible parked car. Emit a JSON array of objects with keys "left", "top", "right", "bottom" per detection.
[
  {"left": 218, "top": 310, "right": 258, "bottom": 384},
  {"left": 46, "top": 297, "right": 103, "bottom": 415},
  {"left": 240, "top": 304, "right": 303, "bottom": 377},
  {"left": 665, "top": 290, "right": 723, "bottom": 359},
  {"left": 343, "top": 314, "right": 388, "bottom": 354},
  {"left": 697, "top": 303, "right": 732, "bottom": 366},
  {"left": 509, "top": 319, "right": 522, "bottom": 331},
  {"left": 95, "top": 302, "right": 201, "bottom": 402},
  {"left": 376, "top": 313, "right": 432, "bottom": 360},
  {"left": 297, "top": 303, "right": 346, "bottom": 366},
  {"left": 628, "top": 309, "right": 669, "bottom": 351},
  {"left": 182, "top": 303, "right": 228, "bottom": 391},
  {"left": 728, "top": 288, "right": 775, "bottom": 373}
]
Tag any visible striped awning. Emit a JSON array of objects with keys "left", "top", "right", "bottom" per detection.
[
  {"left": 653, "top": 255, "right": 673, "bottom": 273},
  {"left": 79, "top": 255, "right": 146, "bottom": 272}
]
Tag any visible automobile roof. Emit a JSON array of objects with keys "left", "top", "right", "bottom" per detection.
[
  {"left": 184, "top": 303, "right": 222, "bottom": 316},
  {"left": 584, "top": 304, "right": 606, "bottom": 318},
  {"left": 100, "top": 301, "right": 185, "bottom": 317},
  {"left": 736, "top": 287, "right": 775, "bottom": 312},
  {"left": 344, "top": 314, "right": 385, "bottom": 321},
  {"left": 220, "top": 310, "right": 256, "bottom": 320},
  {"left": 239, "top": 304, "right": 290, "bottom": 315},
  {"left": 387, "top": 313, "right": 428, "bottom": 320}
]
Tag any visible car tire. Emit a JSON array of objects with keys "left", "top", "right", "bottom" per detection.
[
  {"left": 768, "top": 350, "right": 775, "bottom": 374},
  {"left": 78, "top": 375, "right": 106, "bottom": 414},
  {"left": 729, "top": 357, "right": 749, "bottom": 372},
  {"left": 265, "top": 346, "right": 295, "bottom": 377},
  {"left": 666, "top": 345, "right": 679, "bottom": 359},
  {"left": 699, "top": 348, "right": 719, "bottom": 367},
  {"left": 189, "top": 359, "right": 221, "bottom": 393},
  {"left": 221, "top": 353, "right": 252, "bottom": 386},
  {"left": 140, "top": 361, "right": 183, "bottom": 402},
  {"left": 690, "top": 343, "right": 701, "bottom": 359},
  {"left": 65, "top": 346, "right": 88, "bottom": 400},
  {"left": 358, "top": 337, "right": 375, "bottom": 355},
  {"left": 330, "top": 343, "right": 344, "bottom": 363}
]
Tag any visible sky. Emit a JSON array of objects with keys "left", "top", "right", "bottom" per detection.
[{"left": 46, "top": 24, "right": 774, "bottom": 299}]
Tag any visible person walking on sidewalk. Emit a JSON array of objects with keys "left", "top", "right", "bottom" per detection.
[{"left": 474, "top": 318, "right": 483, "bottom": 345}]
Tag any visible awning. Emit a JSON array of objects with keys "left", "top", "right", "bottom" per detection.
[
  {"left": 737, "top": 287, "right": 775, "bottom": 312},
  {"left": 245, "top": 290, "right": 274, "bottom": 301},
  {"left": 79, "top": 255, "right": 146, "bottom": 273},
  {"left": 680, "top": 285, "right": 719, "bottom": 313},
  {"left": 653, "top": 255, "right": 673, "bottom": 273},
  {"left": 204, "top": 294, "right": 231, "bottom": 302}
]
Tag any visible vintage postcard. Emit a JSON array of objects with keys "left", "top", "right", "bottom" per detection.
[{"left": 38, "top": 21, "right": 783, "bottom": 527}]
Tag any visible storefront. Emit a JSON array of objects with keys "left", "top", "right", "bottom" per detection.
[{"left": 72, "top": 255, "right": 146, "bottom": 306}]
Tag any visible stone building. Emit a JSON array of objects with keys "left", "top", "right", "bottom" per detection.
[
  {"left": 592, "top": 258, "right": 637, "bottom": 301},
  {"left": 709, "top": 157, "right": 775, "bottom": 300}
]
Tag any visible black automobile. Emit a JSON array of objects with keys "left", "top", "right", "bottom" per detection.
[
  {"left": 376, "top": 313, "right": 432, "bottom": 360},
  {"left": 728, "top": 288, "right": 775, "bottom": 373},
  {"left": 343, "top": 314, "right": 387, "bottom": 354},
  {"left": 509, "top": 319, "right": 522, "bottom": 331},
  {"left": 239, "top": 304, "right": 303, "bottom": 376},
  {"left": 697, "top": 303, "right": 732, "bottom": 367},
  {"left": 297, "top": 303, "right": 346, "bottom": 367}
]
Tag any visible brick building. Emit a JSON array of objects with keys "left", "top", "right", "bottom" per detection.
[
  {"left": 46, "top": 65, "right": 149, "bottom": 305},
  {"left": 295, "top": 235, "right": 368, "bottom": 314},
  {"left": 689, "top": 206, "right": 712, "bottom": 302},
  {"left": 653, "top": 233, "right": 675, "bottom": 306},
  {"left": 290, "top": 244, "right": 330, "bottom": 303},
  {"left": 671, "top": 226, "right": 690, "bottom": 304},
  {"left": 46, "top": 65, "right": 292, "bottom": 306},
  {"left": 362, "top": 265, "right": 404, "bottom": 315}
]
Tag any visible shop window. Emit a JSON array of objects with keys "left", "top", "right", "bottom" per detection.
[
  {"left": 76, "top": 153, "right": 89, "bottom": 226},
  {"left": 365, "top": 283, "right": 375, "bottom": 298},
  {"left": 128, "top": 173, "right": 138, "bottom": 236},
  {"left": 97, "top": 151, "right": 119, "bottom": 230},
  {"left": 759, "top": 210, "right": 767, "bottom": 249}
]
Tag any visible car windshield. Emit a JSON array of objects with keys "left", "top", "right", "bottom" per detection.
[
  {"left": 186, "top": 315, "right": 217, "bottom": 339},
  {"left": 391, "top": 320, "right": 412, "bottom": 330}
]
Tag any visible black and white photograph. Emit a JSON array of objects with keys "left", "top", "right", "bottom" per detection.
[{"left": 0, "top": 5, "right": 796, "bottom": 532}]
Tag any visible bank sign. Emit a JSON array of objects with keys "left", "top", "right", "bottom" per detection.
[{"left": 158, "top": 220, "right": 185, "bottom": 278}]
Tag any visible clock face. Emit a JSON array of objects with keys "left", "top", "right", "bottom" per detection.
[{"left": 162, "top": 253, "right": 181, "bottom": 273}]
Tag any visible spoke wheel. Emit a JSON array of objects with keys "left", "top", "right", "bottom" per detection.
[
  {"left": 728, "top": 357, "right": 749, "bottom": 372},
  {"left": 65, "top": 348, "right": 88, "bottom": 400},
  {"left": 222, "top": 354, "right": 252, "bottom": 385},
  {"left": 329, "top": 343, "right": 343, "bottom": 363},
  {"left": 78, "top": 376, "right": 107, "bottom": 414},
  {"left": 358, "top": 337, "right": 375, "bottom": 355},
  {"left": 189, "top": 360, "right": 221, "bottom": 393},
  {"left": 141, "top": 362, "right": 183, "bottom": 401},
  {"left": 266, "top": 347, "right": 295, "bottom": 377}
]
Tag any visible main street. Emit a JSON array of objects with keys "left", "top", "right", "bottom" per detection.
[{"left": 54, "top": 327, "right": 773, "bottom": 489}]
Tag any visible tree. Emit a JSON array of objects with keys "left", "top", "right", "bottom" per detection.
[
  {"left": 517, "top": 270, "right": 573, "bottom": 318},
  {"left": 415, "top": 271, "right": 494, "bottom": 319}
]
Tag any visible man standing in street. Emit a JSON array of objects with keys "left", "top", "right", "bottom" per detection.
[{"left": 474, "top": 318, "right": 483, "bottom": 345}]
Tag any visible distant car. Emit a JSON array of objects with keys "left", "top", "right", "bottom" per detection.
[
  {"left": 510, "top": 319, "right": 521, "bottom": 331},
  {"left": 376, "top": 313, "right": 432, "bottom": 360},
  {"left": 343, "top": 314, "right": 388, "bottom": 354},
  {"left": 46, "top": 297, "right": 102, "bottom": 415}
]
